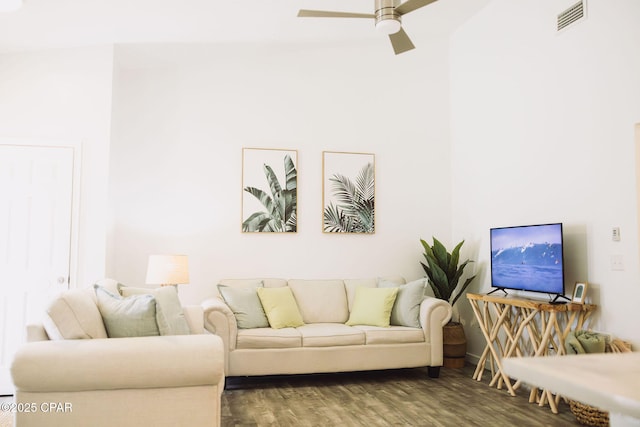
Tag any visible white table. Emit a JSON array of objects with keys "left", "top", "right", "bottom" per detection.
[{"left": 503, "top": 352, "right": 640, "bottom": 426}]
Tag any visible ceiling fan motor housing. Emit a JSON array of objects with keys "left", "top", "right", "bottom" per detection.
[{"left": 375, "top": 0, "right": 402, "bottom": 33}]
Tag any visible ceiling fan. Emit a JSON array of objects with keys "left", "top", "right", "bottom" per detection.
[{"left": 298, "top": 0, "right": 438, "bottom": 55}]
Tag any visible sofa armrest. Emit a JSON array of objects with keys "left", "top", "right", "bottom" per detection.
[
  {"left": 419, "top": 296, "right": 452, "bottom": 366},
  {"left": 11, "top": 334, "right": 224, "bottom": 392},
  {"left": 202, "top": 297, "right": 237, "bottom": 373}
]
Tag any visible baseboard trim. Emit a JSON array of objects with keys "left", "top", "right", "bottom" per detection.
[{"left": 465, "top": 352, "right": 482, "bottom": 366}]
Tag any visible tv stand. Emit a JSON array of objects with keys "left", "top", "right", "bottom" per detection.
[
  {"left": 487, "top": 287, "right": 508, "bottom": 296},
  {"left": 466, "top": 293, "right": 597, "bottom": 414}
]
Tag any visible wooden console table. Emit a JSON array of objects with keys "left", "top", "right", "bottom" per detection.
[{"left": 467, "top": 293, "right": 597, "bottom": 413}]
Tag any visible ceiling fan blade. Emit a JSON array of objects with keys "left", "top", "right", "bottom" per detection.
[
  {"left": 395, "top": 0, "right": 438, "bottom": 16},
  {"left": 389, "top": 28, "right": 415, "bottom": 55},
  {"left": 297, "top": 10, "right": 375, "bottom": 19}
]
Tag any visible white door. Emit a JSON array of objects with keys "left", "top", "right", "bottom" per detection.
[{"left": 0, "top": 145, "right": 74, "bottom": 395}]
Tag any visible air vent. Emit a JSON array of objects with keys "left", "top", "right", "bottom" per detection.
[{"left": 557, "top": 0, "right": 586, "bottom": 31}]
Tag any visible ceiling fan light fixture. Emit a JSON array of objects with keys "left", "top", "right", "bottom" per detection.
[
  {"left": 375, "top": 18, "right": 401, "bottom": 35},
  {"left": 298, "top": 0, "right": 436, "bottom": 55}
]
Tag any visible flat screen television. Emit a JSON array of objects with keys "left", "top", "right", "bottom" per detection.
[{"left": 490, "top": 223, "right": 565, "bottom": 298}]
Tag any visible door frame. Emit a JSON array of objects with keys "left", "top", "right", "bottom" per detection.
[
  {"left": 0, "top": 137, "right": 82, "bottom": 288},
  {"left": 636, "top": 123, "right": 640, "bottom": 268}
]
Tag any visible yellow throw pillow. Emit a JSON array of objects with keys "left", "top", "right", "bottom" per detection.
[
  {"left": 257, "top": 287, "right": 305, "bottom": 329},
  {"left": 346, "top": 286, "right": 399, "bottom": 327}
]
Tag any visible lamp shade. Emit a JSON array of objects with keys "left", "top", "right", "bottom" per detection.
[{"left": 145, "top": 255, "right": 189, "bottom": 286}]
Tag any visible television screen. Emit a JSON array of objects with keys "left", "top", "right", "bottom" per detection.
[{"left": 490, "top": 223, "right": 564, "bottom": 296}]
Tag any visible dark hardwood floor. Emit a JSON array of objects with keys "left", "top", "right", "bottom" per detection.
[{"left": 221, "top": 364, "right": 581, "bottom": 426}]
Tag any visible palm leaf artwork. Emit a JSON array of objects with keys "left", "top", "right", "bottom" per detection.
[
  {"left": 242, "top": 154, "right": 297, "bottom": 232},
  {"left": 323, "top": 162, "right": 374, "bottom": 233}
]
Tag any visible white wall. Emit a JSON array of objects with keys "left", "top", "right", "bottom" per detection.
[
  {"left": 108, "top": 40, "right": 453, "bottom": 304},
  {"left": 450, "top": 0, "right": 640, "bottom": 355},
  {"left": 0, "top": 46, "right": 114, "bottom": 288}
]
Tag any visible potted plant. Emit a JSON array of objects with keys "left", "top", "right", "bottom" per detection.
[{"left": 420, "top": 237, "right": 476, "bottom": 368}]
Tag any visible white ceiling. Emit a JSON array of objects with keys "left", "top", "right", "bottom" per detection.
[{"left": 0, "top": 0, "right": 489, "bottom": 54}]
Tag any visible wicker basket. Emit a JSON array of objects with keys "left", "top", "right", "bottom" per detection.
[
  {"left": 570, "top": 400, "right": 609, "bottom": 427},
  {"left": 568, "top": 338, "right": 632, "bottom": 427}
]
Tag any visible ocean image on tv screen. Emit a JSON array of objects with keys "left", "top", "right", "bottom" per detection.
[{"left": 491, "top": 224, "right": 564, "bottom": 294}]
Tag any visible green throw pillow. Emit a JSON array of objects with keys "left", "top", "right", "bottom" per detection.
[
  {"left": 346, "top": 286, "right": 398, "bottom": 327},
  {"left": 94, "top": 285, "right": 160, "bottom": 338},
  {"left": 218, "top": 284, "right": 270, "bottom": 329},
  {"left": 256, "top": 287, "right": 304, "bottom": 329},
  {"left": 378, "top": 278, "right": 426, "bottom": 328},
  {"left": 117, "top": 284, "right": 191, "bottom": 335},
  {"left": 575, "top": 330, "right": 606, "bottom": 354},
  {"left": 564, "top": 332, "right": 586, "bottom": 354}
]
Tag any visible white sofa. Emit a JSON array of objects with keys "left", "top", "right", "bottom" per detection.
[
  {"left": 10, "top": 280, "right": 225, "bottom": 427},
  {"left": 202, "top": 277, "right": 452, "bottom": 378}
]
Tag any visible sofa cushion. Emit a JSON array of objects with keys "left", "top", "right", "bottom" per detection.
[
  {"left": 42, "top": 287, "right": 108, "bottom": 340},
  {"left": 354, "top": 325, "right": 426, "bottom": 344},
  {"left": 236, "top": 327, "right": 302, "bottom": 349},
  {"left": 288, "top": 279, "right": 348, "bottom": 323},
  {"left": 257, "top": 287, "right": 305, "bottom": 329},
  {"left": 298, "top": 323, "right": 365, "bottom": 347},
  {"left": 378, "top": 278, "right": 426, "bottom": 328},
  {"left": 346, "top": 287, "right": 398, "bottom": 327},
  {"left": 94, "top": 285, "right": 160, "bottom": 338},
  {"left": 217, "top": 284, "right": 269, "bottom": 329},
  {"left": 119, "top": 285, "right": 191, "bottom": 336}
]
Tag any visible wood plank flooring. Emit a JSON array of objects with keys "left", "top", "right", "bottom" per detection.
[{"left": 222, "top": 364, "right": 581, "bottom": 426}]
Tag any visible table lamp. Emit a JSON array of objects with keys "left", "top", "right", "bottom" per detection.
[{"left": 145, "top": 254, "right": 189, "bottom": 290}]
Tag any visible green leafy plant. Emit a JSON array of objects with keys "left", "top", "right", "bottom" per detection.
[
  {"left": 242, "top": 154, "right": 297, "bottom": 232},
  {"left": 420, "top": 237, "right": 476, "bottom": 308},
  {"left": 323, "top": 162, "right": 374, "bottom": 233}
]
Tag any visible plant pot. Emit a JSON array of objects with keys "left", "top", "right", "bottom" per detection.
[{"left": 443, "top": 321, "right": 466, "bottom": 368}]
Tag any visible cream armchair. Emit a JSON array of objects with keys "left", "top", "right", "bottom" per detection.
[{"left": 10, "top": 282, "right": 225, "bottom": 427}]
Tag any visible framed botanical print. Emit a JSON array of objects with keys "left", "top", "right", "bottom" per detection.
[
  {"left": 322, "top": 151, "right": 375, "bottom": 234},
  {"left": 242, "top": 148, "right": 297, "bottom": 233}
]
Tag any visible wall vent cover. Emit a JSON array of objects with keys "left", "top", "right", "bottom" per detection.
[{"left": 557, "top": 0, "right": 586, "bottom": 31}]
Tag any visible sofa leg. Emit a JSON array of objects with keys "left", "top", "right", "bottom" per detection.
[{"left": 428, "top": 366, "right": 440, "bottom": 378}]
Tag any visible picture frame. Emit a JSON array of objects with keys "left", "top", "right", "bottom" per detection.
[
  {"left": 241, "top": 148, "right": 297, "bottom": 233},
  {"left": 322, "top": 151, "right": 375, "bottom": 234},
  {"left": 571, "top": 282, "right": 588, "bottom": 304}
]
